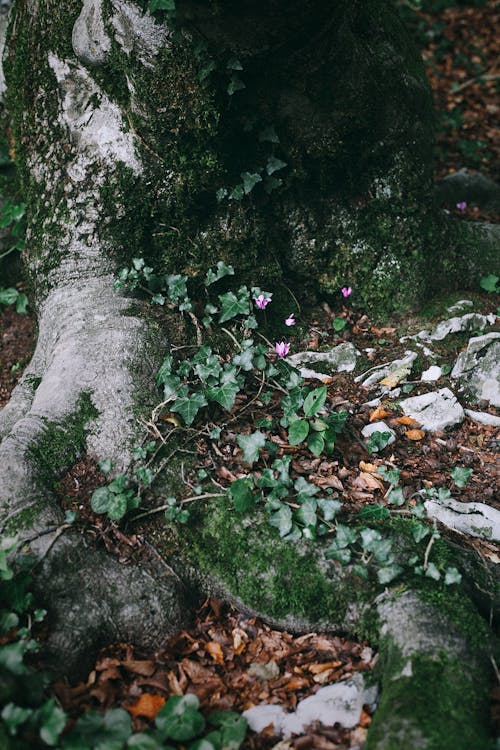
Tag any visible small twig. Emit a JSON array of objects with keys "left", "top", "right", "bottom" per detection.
[
  {"left": 423, "top": 522, "right": 437, "bottom": 571},
  {"left": 131, "top": 492, "right": 224, "bottom": 522},
  {"left": 0, "top": 245, "right": 19, "bottom": 261},
  {"left": 187, "top": 310, "right": 203, "bottom": 346},
  {"left": 452, "top": 72, "right": 500, "bottom": 94},
  {"left": 491, "top": 655, "right": 500, "bottom": 685},
  {"left": 221, "top": 326, "right": 241, "bottom": 350},
  {"left": 236, "top": 371, "right": 266, "bottom": 415}
]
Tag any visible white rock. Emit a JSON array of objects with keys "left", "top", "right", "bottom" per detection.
[
  {"left": 288, "top": 343, "right": 359, "bottom": 379},
  {"left": 400, "top": 388, "right": 464, "bottom": 431},
  {"left": 425, "top": 497, "right": 500, "bottom": 542},
  {"left": 429, "top": 313, "right": 495, "bottom": 341},
  {"left": 451, "top": 332, "right": 500, "bottom": 407},
  {"left": 243, "top": 674, "right": 378, "bottom": 738},
  {"left": 111, "top": 0, "right": 170, "bottom": 68},
  {"left": 354, "top": 351, "right": 417, "bottom": 387},
  {"left": 421, "top": 365, "right": 442, "bottom": 382},
  {"left": 446, "top": 300, "right": 473, "bottom": 314},
  {"left": 72, "top": 0, "right": 111, "bottom": 67},
  {"left": 464, "top": 409, "right": 500, "bottom": 427},
  {"left": 361, "top": 421, "right": 396, "bottom": 446}
]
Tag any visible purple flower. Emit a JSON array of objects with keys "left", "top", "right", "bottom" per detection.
[
  {"left": 275, "top": 341, "right": 290, "bottom": 358},
  {"left": 341, "top": 286, "right": 352, "bottom": 298},
  {"left": 254, "top": 294, "right": 272, "bottom": 310},
  {"left": 456, "top": 201, "right": 467, "bottom": 211},
  {"left": 285, "top": 313, "right": 296, "bottom": 326}
]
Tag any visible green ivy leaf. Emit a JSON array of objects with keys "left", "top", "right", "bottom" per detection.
[
  {"left": 1, "top": 703, "right": 32, "bottom": 735},
  {"left": 288, "top": 419, "right": 309, "bottom": 446},
  {"left": 480, "top": 273, "right": 499, "bottom": 292},
  {"left": 39, "top": 699, "right": 67, "bottom": 746},
  {"left": 451, "top": 466, "right": 472, "bottom": 488},
  {"left": 378, "top": 465, "right": 401, "bottom": 485},
  {"left": 165, "top": 274, "right": 188, "bottom": 304},
  {"left": 226, "top": 57, "right": 243, "bottom": 70},
  {"left": 377, "top": 564, "right": 403, "bottom": 584},
  {"left": 237, "top": 431, "right": 266, "bottom": 464},
  {"left": 15, "top": 293, "right": 28, "bottom": 314},
  {"left": 266, "top": 156, "right": 287, "bottom": 175},
  {"left": 241, "top": 172, "right": 262, "bottom": 194},
  {"left": 0, "top": 288, "right": 19, "bottom": 305},
  {"left": 307, "top": 431, "right": 324, "bottom": 456},
  {"left": 205, "top": 261, "right": 235, "bottom": 286},
  {"left": 170, "top": 392, "right": 208, "bottom": 426},
  {"left": 317, "top": 497, "right": 341, "bottom": 521},
  {"left": 128, "top": 734, "right": 166, "bottom": 749},
  {"left": 156, "top": 695, "right": 205, "bottom": 742},
  {"left": 268, "top": 504, "right": 293, "bottom": 537},
  {"left": 227, "top": 75, "right": 246, "bottom": 95},
  {"left": 228, "top": 478, "right": 256, "bottom": 512},
  {"left": 91, "top": 486, "right": 112, "bottom": 514},
  {"left": 229, "top": 185, "right": 245, "bottom": 201},
  {"left": 335, "top": 523, "right": 358, "bottom": 548},
  {"left": 387, "top": 486, "right": 405, "bottom": 506},
  {"left": 218, "top": 291, "right": 250, "bottom": 323},
  {"left": 366, "top": 431, "right": 393, "bottom": 454},
  {"left": 412, "top": 522, "right": 430, "bottom": 543},
  {"left": 303, "top": 386, "right": 328, "bottom": 418},
  {"left": 295, "top": 498, "right": 318, "bottom": 528},
  {"left": 294, "top": 477, "right": 319, "bottom": 502},
  {"left": 444, "top": 566, "right": 462, "bottom": 585},
  {"left": 206, "top": 382, "right": 240, "bottom": 411},
  {"left": 326, "top": 546, "right": 351, "bottom": 564},
  {"left": 425, "top": 562, "right": 441, "bottom": 581}
]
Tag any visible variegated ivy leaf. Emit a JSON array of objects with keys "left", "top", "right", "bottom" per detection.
[
  {"left": 170, "top": 392, "right": 208, "bottom": 426},
  {"left": 218, "top": 289, "right": 250, "bottom": 323},
  {"left": 237, "top": 430, "right": 266, "bottom": 464},
  {"left": 206, "top": 382, "right": 240, "bottom": 411}
]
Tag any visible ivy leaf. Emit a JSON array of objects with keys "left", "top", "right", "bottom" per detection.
[
  {"left": 205, "top": 261, "right": 235, "bottom": 286},
  {"left": 206, "top": 382, "right": 239, "bottom": 411},
  {"left": 307, "top": 431, "right": 325, "bottom": 457},
  {"left": 288, "top": 419, "right": 309, "bottom": 445},
  {"left": 266, "top": 156, "right": 287, "bottom": 175},
  {"left": 294, "top": 477, "right": 319, "bottom": 502},
  {"left": 387, "top": 487, "right": 405, "bottom": 506},
  {"left": 425, "top": 562, "right": 441, "bottom": 581},
  {"left": 335, "top": 523, "right": 358, "bottom": 548},
  {"left": 295, "top": 498, "right": 318, "bottom": 528},
  {"left": 366, "top": 431, "right": 393, "bottom": 454},
  {"left": 317, "top": 497, "right": 341, "bottom": 521},
  {"left": 91, "top": 486, "right": 112, "bottom": 515},
  {"left": 377, "top": 564, "right": 403, "bottom": 585},
  {"left": 444, "top": 567, "right": 462, "bottom": 585},
  {"left": 226, "top": 57, "right": 243, "bottom": 70},
  {"left": 480, "top": 273, "right": 499, "bottom": 293},
  {"left": 412, "top": 522, "right": 430, "bottom": 543},
  {"left": 165, "top": 274, "right": 188, "bottom": 304},
  {"left": 39, "top": 699, "right": 67, "bottom": 746},
  {"left": 241, "top": 172, "right": 262, "bottom": 194},
  {"left": 218, "top": 291, "right": 250, "bottom": 323},
  {"left": 0, "top": 288, "right": 19, "bottom": 305},
  {"left": 326, "top": 546, "right": 351, "bottom": 564},
  {"left": 156, "top": 695, "right": 205, "bottom": 742},
  {"left": 303, "top": 386, "right": 327, "bottom": 417},
  {"left": 268, "top": 504, "right": 293, "bottom": 537},
  {"left": 15, "top": 293, "right": 28, "bottom": 314},
  {"left": 237, "top": 431, "right": 266, "bottom": 464},
  {"left": 451, "top": 466, "right": 472, "bottom": 488},
  {"left": 228, "top": 478, "right": 256, "bottom": 512},
  {"left": 229, "top": 185, "right": 245, "bottom": 201},
  {"left": 170, "top": 392, "right": 208, "bottom": 425},
  {"left": 378, "top": 465, "right": 401, "bottom": 485},
  {"left": 227, "top": 75, "right": 246, "bottom": 95}
]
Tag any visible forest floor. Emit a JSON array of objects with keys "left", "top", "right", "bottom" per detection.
[{"left": 0, "top": 2, "right": 499, "bottom": 749}]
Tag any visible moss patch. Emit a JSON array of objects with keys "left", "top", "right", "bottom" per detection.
[{"left": 29, "top": 393, "right": 98, "bottom": 490}]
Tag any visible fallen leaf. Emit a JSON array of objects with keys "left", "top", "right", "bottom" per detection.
[
  {"left": 353, "top": 472, "right": 384, "bottom": 491},
  {"left": 126, "top": 693, "right": 165, "bottom": 720},
  {"left": 359, "top": 461, "right": 378, "bottom": 473},
  {"left": 369, "top": 406, "right": 390, "bottom": 422},
  {"left": 308, "top": 661, "right": 343, "bottom": 674},
  {"left": 406, "top": 429, "right": 426, "bottom": 441},
  {"left": 396, "top": 416, "right": 420, "bottom": 427},
  {"left": 205, "top": 641, "right": 224, "bottom": 665},
  {"left": 122, "top": 660, "right": 156, "bottom": 677}
]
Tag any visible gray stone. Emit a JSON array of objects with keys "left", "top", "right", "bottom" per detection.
[
  {"left": 429, "top": 313, "right": 495, "bottom": 341},
  {"left": 400, "top": 388, "right": 464, "bottom": 431},
  {"left": 446, "top": 300, "right": 473, "bottom": 314},
  {"left": 111, "top": 0, "right": 170, "bottom": 68},
  {"left": 288, "top": 343, "right": 358, "bottom": 380},
  {"left": 355, "top": 351, "right": 417, "bottom": 387},
  {"left": 72, "top": 0, "right": 111, "bottom": 67},
  {"left": 464, "top": 409, "right": 500, "bottom": 427},
  {"left": 435, "top": 168, "right": 500, "bottom": 211},
  {"left": 420, "top": 365, "right": 442, "bottom": 382},
  {"left": 361, "top": 421, "right": 396, "bottom": 446},
  {"left": 451, "top": 333, "right": 500, "bottom": 407},
  {"left": 243, "top": 674, "right": 378, "bottom": 737},
  {"left": 425, "top": 497, "right": 500, "bottom": 542}
]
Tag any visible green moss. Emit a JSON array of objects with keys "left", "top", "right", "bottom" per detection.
[
  {"left": 29, "top": 393, "right": 98, "bottom": 490},
  {"left": 367, "top": 651, "right": 492, "bottom": 750},
  {"left": 3, "top": 499, "right": 47, "bottom": 536},
  {"left": 175, "top": 499, "right": 373, "bottom": 626}
]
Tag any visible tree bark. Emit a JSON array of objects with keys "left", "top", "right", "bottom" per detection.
[{"left": 0, "top": 1, "right": 496, "bottom": 746}]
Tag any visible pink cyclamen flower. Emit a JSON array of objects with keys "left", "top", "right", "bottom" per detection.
[
  {"left": 254, "top": 294, "right": 272, "bottom": 310},
  {"left": 285, "top": 313, "right": 296, "bottom": 326},
  {"left": 341, "top": 286, "right": 352, "bottom": 298},
  {"left": 456, "top": 201, "right": 467, "bottom": 211},
  {"left": 275, "top": 341, "right": 290, "bottom": 358}
]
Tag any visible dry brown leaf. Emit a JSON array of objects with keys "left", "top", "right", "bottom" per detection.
[
  {"left": 353, "top": 472, "right": 384, "bottom": 491},
  {"left": 359, "top": 461, "right": 378, "bottom": 473},
  {"left": 122, "top": 660, "right": 156, "bottom": 677},
  {"left": 406, "top": 429, "right": 426, "bottom": 441},
  {"left": 397, "top": 415, "right": 421, "bottom": 427},
  {"left": 126, "top": 693, "right": 165, "bottom": 720},
  {"left": 308, "top": 661, "right": 343, "bottom": 674},
  {"left": 205, "top": 641, "right": 224, "bottom": 665},
  {"left": 232, "top": 628, "right": 248, "bottom": 655},
  {"left": 314, "top": 475, "right": 344, "bottom": 491},
  {"left": 369, "top": 406, "right": 390, "bottom": 422}
]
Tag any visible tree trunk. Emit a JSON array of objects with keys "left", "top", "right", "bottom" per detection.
[{"left": 0, "top": 1, "right": 496, "bottom": 747}]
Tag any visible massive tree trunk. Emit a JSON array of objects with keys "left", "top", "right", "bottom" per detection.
[{"left": 0, "top": 1, "right": 496, "bottom": 748}]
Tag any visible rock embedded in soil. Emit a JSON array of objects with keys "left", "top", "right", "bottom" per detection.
[
  {"left": 451, "top": 332, "right": 500, "bottom": 407},
  {"left": 420, "top": 364, "right": 442, "bottom": 382},
  {"left": 427, "top": 312, "right": 496, "bottom": 342},
  {"left": 464, "top": 409, "right": 500, "bottom": 427},
  {"left": 287, "top": 343, "right": 359, "bottom": 380},
  {"left": 425, "top": 496, "right": 500, "bottom": 542},
  {"left": 361, "top": 421, "right": 396, "bottom": 446},
  {"left": 354, "top": 351, "right": 417, "bottom": 387},
  {"left": 400, "top": 387, "right": 464, "bottom": 431}
]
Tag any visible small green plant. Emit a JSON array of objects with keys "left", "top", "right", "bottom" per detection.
[
  {"left": 365, "top": 431, "right": 393, "bottom": 454},
  {"left": 0, "top": 286, "right": 28, "bottom": 314},
  {"left": 480, "top": 273, "right": 499, "bottom": 293}
]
